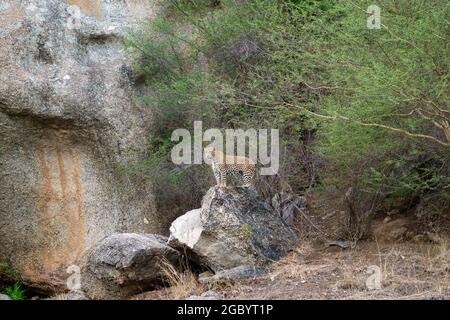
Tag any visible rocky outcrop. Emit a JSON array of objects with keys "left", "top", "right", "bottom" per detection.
[
  {"left": 0, "top": 0, "right": 161, "bottom": 291},
  {"left": 169, "top": 187, "right": 299, "bottom": 271},
  {"left": 81, "top": 233, "right": 181, "bottom": 300},
  {"left": 272, "top": 192, "right": 307, "bottom": 225}
]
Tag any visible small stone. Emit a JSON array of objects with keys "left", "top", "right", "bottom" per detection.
[
  {"left": 388, "top": 226, "right": 408, "bottom": 241},
  {"left": 328, "top": 241, "right": 352, "bottom": 249},
  {"left": 186, "top": 290, "right": 223, "bottom": 300},
  {"left": 426, "top": 232, "right": 441, "bottom": 244}
]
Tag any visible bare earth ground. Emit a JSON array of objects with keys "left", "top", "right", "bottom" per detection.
[{"left": 134, "top": 240, "right": 449, "bottom": 300}]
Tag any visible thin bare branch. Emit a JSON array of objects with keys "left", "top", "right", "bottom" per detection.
[{"left": 284, "top": 103, "right": 450, "bottom": 148}]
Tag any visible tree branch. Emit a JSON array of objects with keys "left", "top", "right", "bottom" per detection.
[{"left": 285, "top": 103, "right": 450, "bottom": 148}]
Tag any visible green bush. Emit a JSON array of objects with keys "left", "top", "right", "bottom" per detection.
[
  {"left": 3, "top": 282, "right": 26, "bottom": 300},
  {"left": 312, "top": 0, "right": 449, "bottom": 235},
  {"left": 125, "top": 0, "right": 449, "bottom": 236}
]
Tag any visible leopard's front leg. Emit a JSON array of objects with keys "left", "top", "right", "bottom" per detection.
[
  {"left": 241, "top": 165, "right": 256, "bottom": 189},
  {"left": 219, "top": 166, "right": 227, "bottom": 187},
  {"left": 213, "top": 167, "right": 221, "bottom": 186}
]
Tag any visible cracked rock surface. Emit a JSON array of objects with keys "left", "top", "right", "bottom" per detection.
[{"left": 0, "top": 0, "right": 161, "bottom": 291}]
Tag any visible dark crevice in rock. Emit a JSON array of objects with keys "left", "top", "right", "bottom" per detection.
[
  {"left": 76, "top": 30, "right": 121, "bottom": 46},
  {"left": 2, "top": 111, "right": 102, "bottom": 130},
  {"left": 35, "top": 35, "right": 54, "bottom": 63}
]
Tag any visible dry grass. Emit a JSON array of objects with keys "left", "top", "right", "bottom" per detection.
[
  {"left": 133, "top": 239, "right": 449, "bottom": 300},
  {"left": 217, "top": 240, "right": 450, "bottom": 300},
  {"left": 157, "top": 258, "right": 204, "bottom": 300}
]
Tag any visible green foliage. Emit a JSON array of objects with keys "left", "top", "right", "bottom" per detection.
[
  {"left": 313, "top": 0, "right": 449, "bottom": 219},
  {"left": 3, "top": 282, "right": 26, "bottom": 300},
  {"left": 124, "top": 0, "right": 338, "bottom": 192},
  {"left": 125, "top": 0, "right": 449, "bottom": 232},
  {"left": 0, "top": 261, "right": 20, "bottom": 283}
]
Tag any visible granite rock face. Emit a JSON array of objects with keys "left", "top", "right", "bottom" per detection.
[{"left": 0, "top": 0, "right": 161, "bottom": 291}]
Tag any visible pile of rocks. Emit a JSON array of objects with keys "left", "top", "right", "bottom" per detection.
[{"left": 79, "top": 186, "right": 299, "bottom": 299}]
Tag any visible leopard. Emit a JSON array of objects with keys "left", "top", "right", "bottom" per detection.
[{"left": 204, "top": 146, "right": 256, "bottom": 188}]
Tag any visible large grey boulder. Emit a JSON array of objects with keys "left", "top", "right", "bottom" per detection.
[
  {"left": 169, "top": 187, "right": 299, "bottom": 271},
  {"left": 0, "top": 0, "right": 161, "bottom": 291},
  {"left": 81, "top": 233, "right": 182, "bottom": 300}
]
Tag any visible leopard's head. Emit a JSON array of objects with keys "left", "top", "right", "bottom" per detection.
[{"left": 204, "top": 146, "right": 216, "bottom": 161}]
